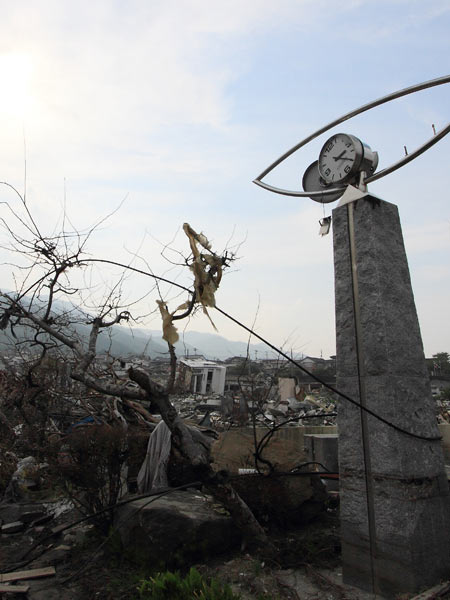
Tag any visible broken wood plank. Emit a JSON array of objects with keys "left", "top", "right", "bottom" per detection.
[
  {"left": 0, "top": 566, "right": 56, "bottom": 583},
  {"left": 1, "top": 521, "right": 25, "bottom": 534},
  {"left": 410, "top": 581, "right": 450, "bottom": 599},
  {"left": 21, "top": 511, "right": 46, "bottom": 524},
  {"left": 0, "top": 583, "right": 30, "bottom": 593}
]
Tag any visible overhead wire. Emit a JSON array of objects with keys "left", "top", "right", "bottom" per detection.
[
  {"left": 77, "top": 258, "right": 441, "bottom": 442},
  {"left": 214, "top": 306, "right": 442, "bottom": 442}
]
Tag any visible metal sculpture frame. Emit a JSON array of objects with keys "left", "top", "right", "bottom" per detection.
[{"left": 253, "top": 75, "right": 450, "bottom": 198}]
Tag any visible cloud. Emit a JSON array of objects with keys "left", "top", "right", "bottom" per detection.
[
  {"left": 0, "top": 0, "right": 448, "bottom": 358},
  {"left": 403, "top": 222, "right": 450, "bottom": 255},
  {"left": 0, "top": 1, "right": 325, "bottom": 206}
]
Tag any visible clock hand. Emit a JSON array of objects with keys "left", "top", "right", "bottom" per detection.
[
  {"left": 333, "top": 150, "right": 347, "bottom": 161},
  {"left": 334, "top": 156, "right": 353, "bottom": 161}
]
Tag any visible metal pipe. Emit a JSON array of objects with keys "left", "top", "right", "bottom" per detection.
[{"left": 347, "top": 201, "right": 378, "bottom": 593}]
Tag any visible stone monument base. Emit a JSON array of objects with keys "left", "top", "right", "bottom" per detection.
[{"left": 332, "top": 196, "right": 450, "bottom": 597}]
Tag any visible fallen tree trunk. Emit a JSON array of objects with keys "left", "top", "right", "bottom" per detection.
[
  {"left": 128, "top": 367, "right": 275, "bottom": 556},
  {"left": 129, "top": 367, "right": 210, "bottom": 470}
]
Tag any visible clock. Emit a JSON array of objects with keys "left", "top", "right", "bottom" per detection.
[
  {"left": 318, "top": 133, "right": 378, "bottom": 184},
  {"left": 302, "top": 161, "right": 345, "bottom": 203}
]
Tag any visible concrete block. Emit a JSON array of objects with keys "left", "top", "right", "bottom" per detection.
[
  {"left": 304, "top": 433, "right": 339, "bottom": 492},
  {"left": 303, "top": 434, "right": 339, "bottom": 472}
]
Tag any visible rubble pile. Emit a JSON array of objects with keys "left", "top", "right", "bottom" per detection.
[
  {"left": 0, "top": 354, "right": 339, "bottom": 508},
  {"left": 169, "top": 389, "right": 336, "bottom": 431},
  {"left": 437, "top": 399, "right": 450, "bottom": 423}
]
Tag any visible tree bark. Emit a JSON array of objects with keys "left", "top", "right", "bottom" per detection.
[
  {"left": 128, "top": 367, "right": 275, "bottom": 556},
  {"left": 129, "top": 367, "right": 209, "bottom": 468},
  {"left": 204, "top": 479, "right": 274, "bottom": 555}
]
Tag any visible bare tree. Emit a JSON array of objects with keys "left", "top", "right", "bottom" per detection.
[{"left": 0, "top": 184, "right": 273, "bottom": 553}]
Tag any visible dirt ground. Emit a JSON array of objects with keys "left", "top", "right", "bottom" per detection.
[{"left": 1, "top": 496, "right": 448, "bottom": 600}]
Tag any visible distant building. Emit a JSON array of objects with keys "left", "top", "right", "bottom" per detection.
[
  {"left": 224, "top": 356, "right": 246, "bottom": 366},
  {"left": 431, "top": 375, "right": 450, "bottom": 397},
  {"left": 259, "top": 358, "right": 289, "bottom": 370},
  {"left": 177, "top": 357, "right": 227, "bottom": 395},
  {"left": 299, "top": 356, "right": 332, "bottom": 371}
]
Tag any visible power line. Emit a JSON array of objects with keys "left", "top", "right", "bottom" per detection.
[{"left": 80, "top": 258, "right": 442, "bottom": 442}]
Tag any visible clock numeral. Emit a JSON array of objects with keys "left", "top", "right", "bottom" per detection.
[
  {"left": 344, "top": 165, "right": 351, "bottom": 173},
  {"left": 324, "top": 168, "right": 331, "bottom": 177}
]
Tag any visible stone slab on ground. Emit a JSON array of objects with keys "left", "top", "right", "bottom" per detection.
[{"left": 115, "top": 490, "right": 240, "bottom": 569}]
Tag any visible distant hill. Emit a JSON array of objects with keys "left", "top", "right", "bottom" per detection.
[
  {"left": 133, "top": 328, "right": 284, "bottom": 360},
  {"left": 104, "top": 327, "right": 287, "bottom": 360},
  {"left": 0, "top": 320, "right": 285, "bottom": 361},
  {"left": 0, "top": 294, "right": 293, "bottom": 361}
]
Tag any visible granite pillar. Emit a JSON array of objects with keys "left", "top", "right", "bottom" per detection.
[{"left": 333, "top": 196, "right": 450, "bottom": 597}]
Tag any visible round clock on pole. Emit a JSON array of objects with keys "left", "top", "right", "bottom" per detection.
[{"left": 318, "top": 133, "right": 378, "bottom": 185}]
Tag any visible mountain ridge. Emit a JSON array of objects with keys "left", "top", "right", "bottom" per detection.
[{"left": 0, "top": 293, "right": 301, "bottom": 361}]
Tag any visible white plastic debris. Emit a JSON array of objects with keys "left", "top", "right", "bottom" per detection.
[{"left": 137, "top": 420, "right": 172, "bottom": 493}]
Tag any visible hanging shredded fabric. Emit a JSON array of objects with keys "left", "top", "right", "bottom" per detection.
[{"left": 157, "top": 223, "right": 226, "bottom": 342}]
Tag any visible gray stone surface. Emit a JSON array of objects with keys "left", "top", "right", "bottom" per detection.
[
  {"left": 304, "top": 434, "right": 339, "bottom": 472},
  {"left": 115, "top": 490, "right": 240, "bottom": 569},
  {"left": 304, "top": 434, "right": 339, "bottom": 491},
  {"left": 332, "top": 197, "right": 450, "bottom": 598}
]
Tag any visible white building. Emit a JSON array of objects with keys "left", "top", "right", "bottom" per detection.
[{"left": 178, "top": 358, "right": 227, "bottom": 395}]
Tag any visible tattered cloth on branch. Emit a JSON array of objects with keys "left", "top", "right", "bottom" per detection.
[
  {"left": 157, "top": 224, "right": 224, "bottom": 343},
  {"left": 156, "top": 299, "right": 190, "bottom": 345},
  {"left": 183, "top": 223, "right": 222, "bottom": 325}
]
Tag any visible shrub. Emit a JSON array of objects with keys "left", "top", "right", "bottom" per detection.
[
  {"left": 0, "top": 448, "right": 17, "bottom": 495},
  {"left": 47, "top": 424, "right": 129, "bottom": 530},
  {"left": 137, "top": 567, "right": 240, "bottom": 600}
]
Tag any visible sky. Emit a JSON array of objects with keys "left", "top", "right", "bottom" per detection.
[{"left": 0, "top": 0, "right": 448, "bottom": 359}]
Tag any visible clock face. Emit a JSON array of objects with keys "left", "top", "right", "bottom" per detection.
[
  {"left": 302, "top": 161, "right": 345, "bottom": 203},
  {"left": 318, "top": 133, "right": 363, "bottom": 184}
]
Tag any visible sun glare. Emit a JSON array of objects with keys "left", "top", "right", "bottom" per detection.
[{"left": 0, "top": 53, "right": 33, "bottom": 117}]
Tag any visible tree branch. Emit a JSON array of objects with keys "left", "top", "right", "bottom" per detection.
[
  {"left": 128, "top": 367, "right": 209, "bottom": 468},
  {"left": 70, "top": 369, "right": 147, "bottom": 402}
]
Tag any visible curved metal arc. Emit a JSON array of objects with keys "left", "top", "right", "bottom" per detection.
[
  {"left": 365, "top": 121, "right": 450, "bottom": 184},
  {"left": 254, "top": 121, "right": 450, "bottom": 197},
  {"left": 254, "top": 74, "right": 450, "bottom": 193},
  {"left": 253, "top": 179, "right": 345, "bottom": 198}
]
